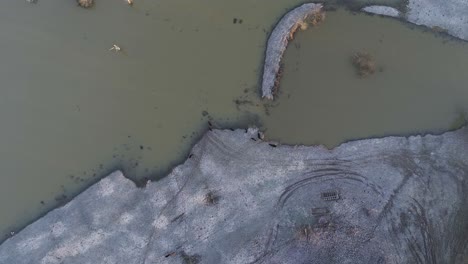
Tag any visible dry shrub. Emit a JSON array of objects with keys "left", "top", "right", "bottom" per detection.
[
  {"left": 180, "top": 251, "right": 201, "bottom": 264},
  {"left": 203, "top": 191, "right": 219, "bottom": 205},
  {"left": 295, "top": 224, "right": 313, "bottom": 242},
  {"left": 288, "top": 10, "right": 325, "bottom": 40},
  {"left": 308, "top": 10, "right": 326, "bottom": 26},
  {"left": 352, "top": 52, "right": 376, "bottom": 77}
]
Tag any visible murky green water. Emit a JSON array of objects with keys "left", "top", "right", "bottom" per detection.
[{"left": 0, "top": 1, "right": 467, "bottom": 241}]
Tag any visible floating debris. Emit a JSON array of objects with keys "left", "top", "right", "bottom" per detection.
[
  {"left": 109, "top": 44, "right": 121, "bottom": 52},
  {"left": 233, "top": 18, "right": 243, "bottom": 24}
]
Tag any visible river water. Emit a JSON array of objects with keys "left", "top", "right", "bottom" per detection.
[{"left": 0, "top": 0, "right": 466, "bottom": 241}]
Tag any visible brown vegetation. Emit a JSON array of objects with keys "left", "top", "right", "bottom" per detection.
[
  {"left": 77, "top": 0, "right": 93, "bottom": 8},
  {"left": 352, "top": 52, "right": 376, "bottom": 77}
]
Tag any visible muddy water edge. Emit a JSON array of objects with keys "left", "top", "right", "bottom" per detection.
[
  {"left": 256, "top": 9, "right": 468, "bottom": 146},
  {"left": 0, "top": 0, "right": 467, "bottom": 241}
]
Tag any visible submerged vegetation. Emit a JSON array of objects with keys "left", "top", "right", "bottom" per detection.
[
  {"left": 449, "top": 111, "right": 467, "bottom": 130},
  {"left": 351, "top": 52, "right": 376, "bottom": 77},
  {"left": 431, "top": 26, "right": 448, "bottom": 34}
]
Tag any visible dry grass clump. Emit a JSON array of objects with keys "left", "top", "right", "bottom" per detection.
[
  {"left": 352, "top": 52, "right": 376, "bottom": 77},
  {"left": 77, "top": 0, "right": 93, "bottom": 8},
  {"left": 288, "top": 10, "right": 325, "bottom": 40},
  {"left": 294, "top": 219, "right": 337, "bottom": 245}
]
